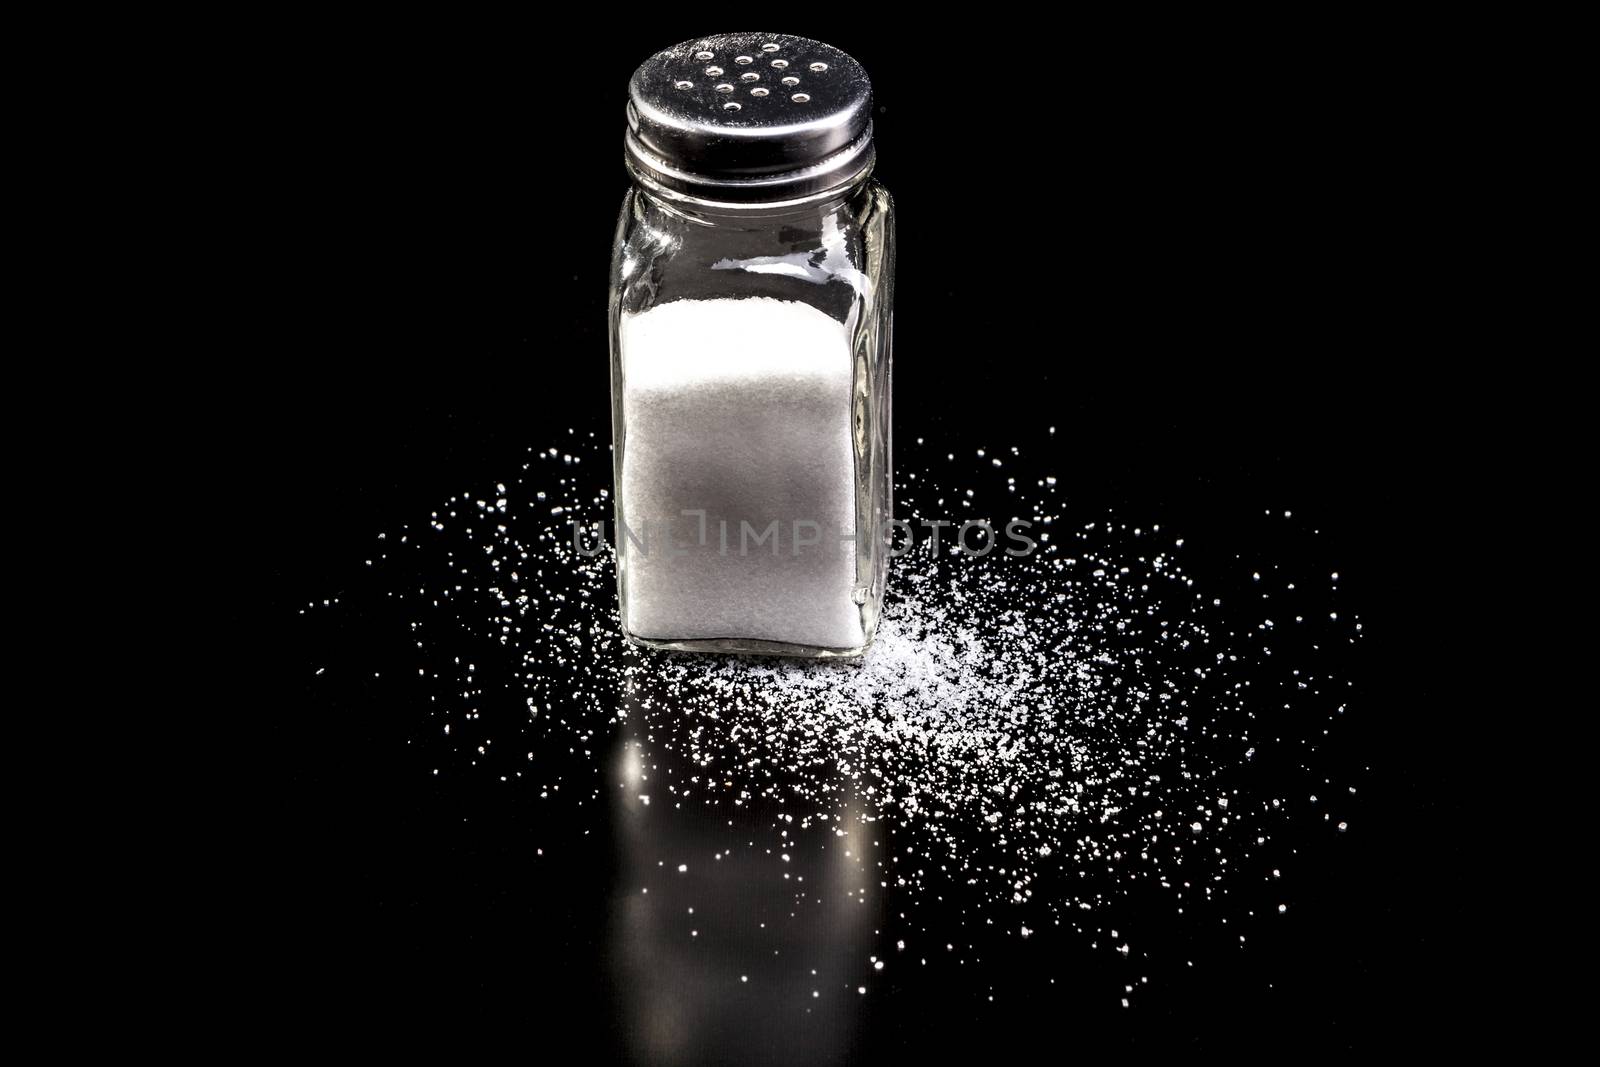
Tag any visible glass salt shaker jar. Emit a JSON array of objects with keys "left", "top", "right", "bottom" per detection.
[{"left": 609, "top": 32, "right": 894, "bottom": 658}]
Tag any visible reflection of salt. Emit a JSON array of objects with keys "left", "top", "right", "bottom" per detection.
[{"left": 619, "top": 297, "right": 861, "bottom": 649}]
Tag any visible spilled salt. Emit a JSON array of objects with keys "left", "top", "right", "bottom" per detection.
[{"left": 318, "top": 428, "right": 1366, "bottom": 1006}]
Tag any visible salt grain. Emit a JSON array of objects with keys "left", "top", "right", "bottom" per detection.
[{"left": 321, "top": 426, "right": 1364, "bottom": 1009}]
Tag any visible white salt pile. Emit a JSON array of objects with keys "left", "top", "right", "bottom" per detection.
[
  {"left": 320, "top": 430, "right": 1363, "bottom": 1006},
  {"left": 618, "top": 297, "right": 862, "bottom": 649}
]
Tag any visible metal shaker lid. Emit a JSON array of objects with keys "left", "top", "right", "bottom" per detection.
[{"left": 625, "top": 32, "right": 874, "bottom": 203}]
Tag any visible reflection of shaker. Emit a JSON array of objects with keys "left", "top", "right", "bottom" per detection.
[
  {"left": 609, "top": 32, "right": 895, "bottom": 659},
  {"left": 606, "top": 708, "right": 882, "bottom": 1065}
]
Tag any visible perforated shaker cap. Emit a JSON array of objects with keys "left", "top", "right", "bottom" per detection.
[{"left": 625, "top": 33, "right": 874, "bottom": 203}]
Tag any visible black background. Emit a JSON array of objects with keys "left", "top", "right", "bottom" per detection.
[{"left": 226, "top": 18, "right": 1487, "bottom": 1057}]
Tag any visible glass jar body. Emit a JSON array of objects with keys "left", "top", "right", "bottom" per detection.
[{"left": 608, "top": 180, "right": 894, "bottom": 657}]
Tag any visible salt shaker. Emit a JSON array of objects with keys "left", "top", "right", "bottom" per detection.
[{"left": 609, "top": 32, "right": 894, "bottom": 658}]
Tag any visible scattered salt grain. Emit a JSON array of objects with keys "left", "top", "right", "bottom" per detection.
[{"left": 319, "top": 425, "right": 1362, "bottom": 1011}]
